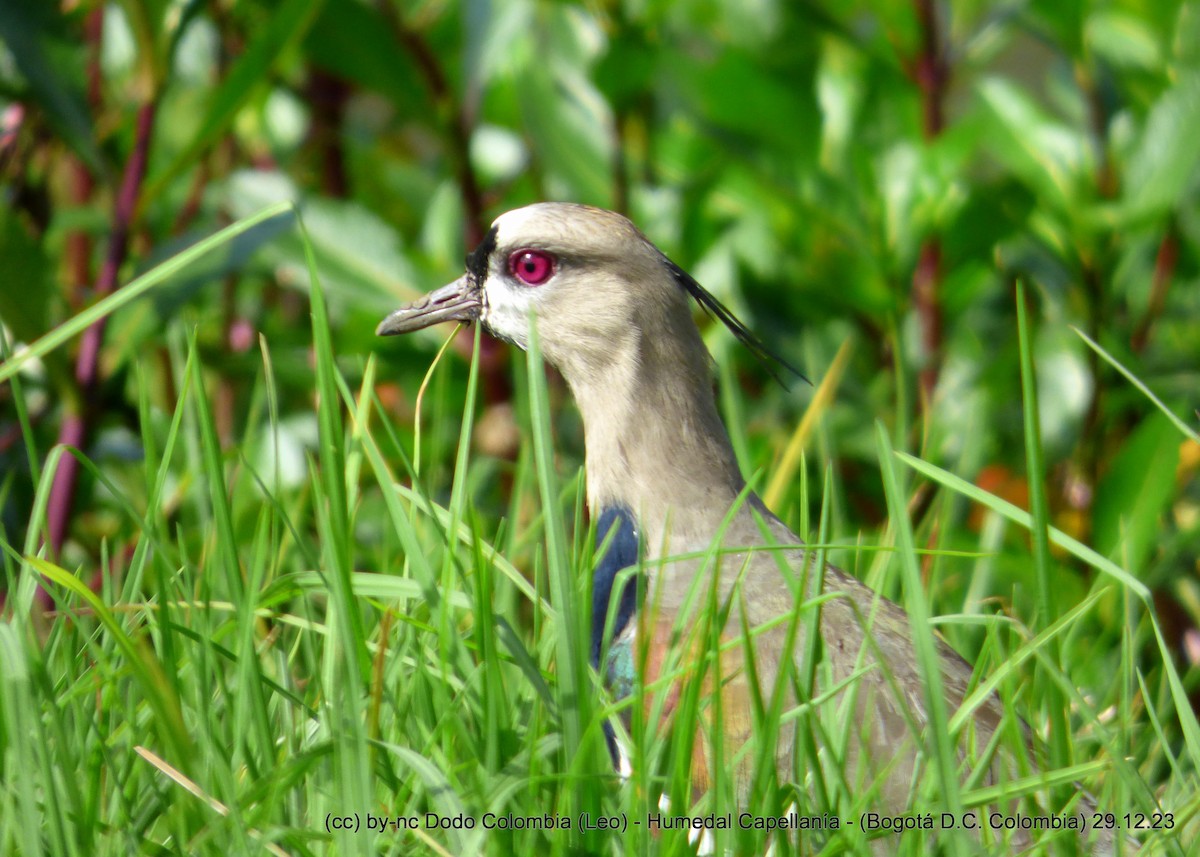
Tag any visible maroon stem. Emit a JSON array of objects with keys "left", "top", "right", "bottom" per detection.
[
  {"left": 911, "top": 0, "right": 947, "bottom": 406},
  {"left": 913, "top": 241, "right": 942, "bottom": 403},
  {"left": 1131, "top": 228, "right": 1178, "bottom": 354},
  {"left": 45, "top": 416, "right": 87, "bottom": 555},
  {"left": 64, "top": 159, "right": 96, "bottom": 311},
  {"left": 46, "top": 99, "right": 158, "bottom": 557},
  {"left": 62, "top": 9, "right": 103, "bottom": 310},
  {"left": 306, "top": 69, "right": 350, "bottom": 198},
  {"left": 74, "top": 102, "right": 157, "bottom": 385},
  {"left": 913, "top": 0, "right": 946, "bottom": 137}
]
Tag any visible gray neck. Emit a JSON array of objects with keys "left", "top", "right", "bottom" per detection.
[{"left": 565, "top": 323, "right": 745, "bottom": 556}]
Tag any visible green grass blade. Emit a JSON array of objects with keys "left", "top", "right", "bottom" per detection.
[
  {"left": 1016, "top": 283, "right": 1070, "bottom": 776},
  {"left": 0, "top": 202, "right": 294, "bottom": 386},
  {"left": 892, "top": 451, "right": 1149, "bottom": 598},
  {"left": 29, "top": 557, "right": 193, "bottom": 766},
  {"left": 874, "top": 421, "right": 963, "bottom": 819},
  {"left": 1072, "top": 326, "right": 1200, "bottom": 442}
]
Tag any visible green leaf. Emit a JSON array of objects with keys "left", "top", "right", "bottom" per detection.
[
  {"left": 515, "top": 59, "right": 613, "bottom": 204},
  {"left": 220, "top": 170, "right": 420, "bottom": 314},
  {"left": 1086, "top": 9, "right": 1162, "bottom": 70},
  {"left": 1029, "top": 0, "right": 1085, "bottom": 57},
  {"left": 0, "top": 208, "right": 50, "bottom": 343},
  {"left": 1106, "top": 72, "right": 1200, "bottom": 226},
  {"left": 668, "top": 46, "right": 819, "bottom": 158},
  {"left": 303, "top": 0, "right": 427, "bottom": 113},
  {"left": 1092, "top": 413, "right": 1180, "bottom": 573},
  {"left": 977, "top": 77, "right": 1087, "bottom": 214}
]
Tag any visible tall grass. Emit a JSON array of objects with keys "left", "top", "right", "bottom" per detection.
[{"left": 0, "top": 209, "right": 1195, "bottom": 855}]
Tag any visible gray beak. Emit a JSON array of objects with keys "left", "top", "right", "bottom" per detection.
[{"left": 376, "top": 275, "right": 482, "bottom": 336}]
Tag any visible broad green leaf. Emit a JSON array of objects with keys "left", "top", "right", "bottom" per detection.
[
  {"left": 1105, "top": 72, "right": 1200, "bottom": 226},
  {"left": 0, "top": 208, "right": 50, "bottom": 343},
  {"left": 220, "top": 170, "right": 418, "bottom": 313},
  {"left": 1177, "top": 1, "right": 1200, "bottom": 65},
  {"left": 977, "top": 77, "right": 1087, "bottom": 214},
  {"left": 1086, "top": 9, "right": 1162, "bottom": 70},
  {"left": 1029, "top": 0, "right": 1085, "bottom": 57},
  {"left": 303, "top": 0, "right": 427, "bottom": 113},
  {"left": 1092, "top": 413, "right": 1180, "bottom": 574},
  {"left": 515, "top": 59, "right": 612, "bottom": 204},
  {"left": 667, "top": 46, "right": 819, "bottom": 159}
]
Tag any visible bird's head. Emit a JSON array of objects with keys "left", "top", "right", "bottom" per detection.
[{"left": 377, "top": 202, "right": 800, "bottom": 388}]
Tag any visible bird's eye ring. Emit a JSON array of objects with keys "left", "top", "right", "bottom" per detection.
[{"left": 507, "top": 249, "right": 556, "bottom": 286}]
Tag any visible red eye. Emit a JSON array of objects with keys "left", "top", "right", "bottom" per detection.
[{"left": 508, "top": 249, "right": 555, "bottom": 285}]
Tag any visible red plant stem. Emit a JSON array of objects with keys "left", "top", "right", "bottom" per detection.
[
  {"left": 913, "top": 0, "right": 946, "bottom": 138},
  {"left": 1131, "top": 228, "right": 1178, "bottom": 353},
  {"left": 63, "top": 8, "right": 104, "bottom": 310},
  {"left": 74, "top": 102, "right": 157, "bottom": 385},
  {"left": 913, "top": 241, "right": 942, "bottom": 402},
  {"left": 64, "top": 159, "right": 96, "bottom": 311},
  {"left": 45, "top": 416, "right": 87, "bottom": 555},
  {"left": 84, "top": 9, "right": 104, "bottom": 107},
  {"left": 47, "top": 99, "right": 158, "bottom": 557},
  {"left": 911, "top": 0, "right": 947, "bottom": 406},
  {"left": 306, "top": 69, "right": 350, "bottom": 198}
]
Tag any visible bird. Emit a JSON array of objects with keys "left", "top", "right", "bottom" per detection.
[{"left": 377, "top": 202, "right": 1127, "bottom": 854}]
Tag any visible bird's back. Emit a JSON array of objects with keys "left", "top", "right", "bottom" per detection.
[{"left": 619, "top": 492, "right": 1007, "bottom": 814}]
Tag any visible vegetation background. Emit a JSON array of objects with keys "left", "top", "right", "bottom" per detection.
[{"left": 1, "top": 0, "right": 1198, "bottom": 854}]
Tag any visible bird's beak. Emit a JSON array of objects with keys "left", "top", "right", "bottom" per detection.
[{"left": 376, "top": 275, "right": 482, "bottom": 336}]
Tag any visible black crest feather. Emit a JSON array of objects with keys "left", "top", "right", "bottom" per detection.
[
  {"left": 663, "top": 257, "right": 808, "bottom": 388},
  {"left": 465, "top": 225, "right": 498, "bottom": 285}
]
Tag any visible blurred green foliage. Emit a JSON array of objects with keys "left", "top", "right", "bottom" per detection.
[
  {"left": 4, "top": 0, "right": 1197, "bottom": 619},
  {"left": 1, "top": 0, "right": 1199, "bottom": 853}
]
